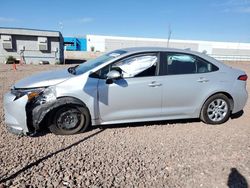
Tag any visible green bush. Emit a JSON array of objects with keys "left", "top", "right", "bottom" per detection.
[{"left": 6, "top": 56, "right": 17, "bottom": 64}]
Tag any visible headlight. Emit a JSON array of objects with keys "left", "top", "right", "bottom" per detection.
[
  {"left": 11, "top": 88, "right": 45, "bottom": 101},
  {"left": 11, "top": 87, "right": 57, "bottom": 103},
  {"left": 37, "top": 87, "right": 57, "bottom": 104}
]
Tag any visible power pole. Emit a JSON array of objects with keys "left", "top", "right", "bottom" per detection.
[
  {"left": 167, "top": 24, "right": 172, "bottom": 48},
  {"left": 59, "top": 21, "right": 63, "bottom": 34}
]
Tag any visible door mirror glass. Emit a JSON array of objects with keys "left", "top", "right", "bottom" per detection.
[
  {"left": 106, "top": 70, "right": 121, "bottom": 84},
  {"left": 106, "top": 70, "right": 121, "bottom": 80}
]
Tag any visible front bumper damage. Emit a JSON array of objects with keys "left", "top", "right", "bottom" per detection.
[
  {"left": 3, "top": 88, "right": 86, "bottom": 135},
  {"left": 3, "top": 87, "right": 57, "bottom": 135},
  {"left": 3, "top": 92, "right": 30, "bottom": 135}
]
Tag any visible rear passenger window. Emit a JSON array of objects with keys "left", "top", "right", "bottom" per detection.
[
  {"left": 196, "top": 58, "right": 218, "bottom": 73},
  {"left": 165, "top": 53, "right": 218, "bottom": 75}
]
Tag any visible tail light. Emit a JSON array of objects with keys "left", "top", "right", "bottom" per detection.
[{"left": 238, "top": 75, "right": 248, "bottom": 81}]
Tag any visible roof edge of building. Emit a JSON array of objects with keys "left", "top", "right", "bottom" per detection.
[{"left": 0, "top": 27, "right": 61, "bottom": 37}]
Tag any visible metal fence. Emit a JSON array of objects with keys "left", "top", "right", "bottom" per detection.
[
  {"left": 1, "top": 53, "right": 250, "bottom": 64},
  {"left": 210, "top": 54, "right": 250, "bottom": 62}
]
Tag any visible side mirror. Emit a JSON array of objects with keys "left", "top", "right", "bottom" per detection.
[{"left": 106, "top": 70, "right": 121, "bottom": 84}]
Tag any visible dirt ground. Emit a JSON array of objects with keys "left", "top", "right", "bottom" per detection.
[{"left": 0, "top": 62, "right": 249, "bottom": 187}]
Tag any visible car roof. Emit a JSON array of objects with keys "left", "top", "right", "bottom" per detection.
[{"left": 119, "top": 47, "right": 203, "bottom": 56}]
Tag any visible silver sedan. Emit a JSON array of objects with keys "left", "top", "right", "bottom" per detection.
[{"left": 4, "top": 47, "right": 248, "bottom": 135}]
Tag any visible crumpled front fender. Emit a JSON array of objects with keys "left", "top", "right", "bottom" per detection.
[{"left": 26, "top": 97, "right": 86, "bottom": 130}]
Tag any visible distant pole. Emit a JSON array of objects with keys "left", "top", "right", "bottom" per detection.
[
  {"left": 167, "top": 24, "right": 172, "bottom": 48},
  {"left": 59, "top": 21, "right": 63, "bottom": 34},
  {"left": 237, "top": 41, "right": 240, "bottom": 62},
  {"left": 64, "top": 46, "right": 66, "bottom": 65},
  {"left": 59, "top": 22, "right": 65, "bottom": 65}
]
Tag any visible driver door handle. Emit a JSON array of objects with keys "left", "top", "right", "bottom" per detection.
[
  {"left": 197, "top": 77, "right": 209, "bottom": 83},
  {"left": 148, "top": 81, "right": 162, "bottom": 87}
]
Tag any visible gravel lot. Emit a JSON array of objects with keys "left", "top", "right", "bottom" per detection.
[{"left": 0, "top": 62, "right": 249, "bottom": 187}]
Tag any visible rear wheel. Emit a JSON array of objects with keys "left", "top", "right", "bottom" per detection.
[
  {"left": 200, "top": 94, "right": 231, "bottom": 124},
  {"left": 49, "top": 105, "right": 90, "bottom": 135}
]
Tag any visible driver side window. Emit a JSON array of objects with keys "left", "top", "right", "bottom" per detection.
[{"left": 99, "top": 53, "right": 158, "bottom": 79}]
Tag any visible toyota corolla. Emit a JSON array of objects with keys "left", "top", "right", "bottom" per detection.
[{"left": 3, "top": 47, "right": 248, "bottom": 135}]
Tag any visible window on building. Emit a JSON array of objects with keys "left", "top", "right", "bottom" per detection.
[
  {"left": 1, "top": 35, "right": 12, "bottom": 49},
  {"left": 38, "top": 37, "right": 48, "bottom": 51},
  {"left": 64, "top": 42, "right": 75, "bottom": 46}
]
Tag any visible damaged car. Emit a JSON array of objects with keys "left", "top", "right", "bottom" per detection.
[{"left": 3, "top": 47, "right": 248, "bottom": 135}]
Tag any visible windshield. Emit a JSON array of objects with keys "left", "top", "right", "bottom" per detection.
[{"left": 72, "top": 50, "right": 127, "bottom": 75}]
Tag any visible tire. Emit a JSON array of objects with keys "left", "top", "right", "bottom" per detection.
[
  {"left": 48, "top": 105, "right": 90, "bottom": 135},
  {"left": 200, "top": 94, "right": 231, "bottom": 124}
]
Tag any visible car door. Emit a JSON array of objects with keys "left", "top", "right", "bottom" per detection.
[
  {"left": 160, "top": 52, "right": 219, "bottom": 118},
  {"left": 97, "top": 53, "right": 163, "bottom": 123}
]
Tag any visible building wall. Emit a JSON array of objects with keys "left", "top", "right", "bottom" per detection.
[
  {"left": 79, "top": 38, "right": 87, "bottom": 51},
  {"left": 64, "top": 37, "right": 87, "bottom": 51},
  {"left": 64, "top": 37, "right": 80, "bottom": 51},
  {"left": 86, "top": 35, "right": 250, "bottom": 61},
  {"left": 104, "top": 39, "right": 199, "bottom": 52},
  {"left": 64, "top": 51, "right": 102, "bottom": 60},
  {"left": 86, "top": 35, "right": 202, "bottom": 52},
  {"left": 0, "top": 28, "right": 64, "bottom": 64}
]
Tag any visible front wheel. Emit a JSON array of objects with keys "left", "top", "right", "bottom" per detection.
[
  {"left": 49, "top": 105, "right": 90, "bottom": 135},
  {"left": 200, "top": 94, "right": 231, "bottom": 124}
]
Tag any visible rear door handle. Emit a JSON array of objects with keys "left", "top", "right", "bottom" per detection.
[
  {"left": 197, "top": 77, "right": 209, "bottom": 83},
  {"left": 148, "top": 81, "right": 162, "bottom": 87}
]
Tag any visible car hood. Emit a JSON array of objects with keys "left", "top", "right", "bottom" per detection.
[{"left": 14, "top": 68, "right": 73, "bottom": 89}]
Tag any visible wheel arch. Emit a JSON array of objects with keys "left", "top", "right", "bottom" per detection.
[
  {"left": 199, "top": 91, "right": 234, "bottom": 118},
  {"left": 29, "top": 96, "right": 91, "bottom": 130}
]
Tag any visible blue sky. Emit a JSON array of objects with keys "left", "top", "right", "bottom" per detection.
[{"left": 0, "top": 0, "right": 249, "bottom": 42}]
